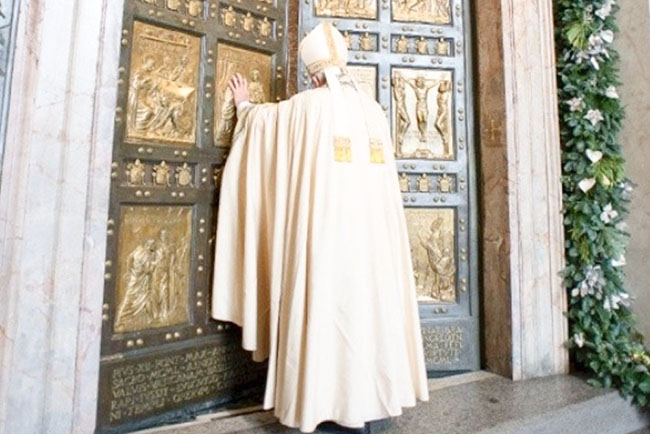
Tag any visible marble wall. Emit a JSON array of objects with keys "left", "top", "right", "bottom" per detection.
[
  {"left": 616, "top": 0, "right": 650, "bottom": 339},
  {"left": 0, "top": 0, "right": 123, "bottom": 433}
]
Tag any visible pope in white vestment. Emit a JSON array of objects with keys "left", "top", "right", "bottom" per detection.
[{"left": 211, "top": 21, "right": 429, "bottom": 433}]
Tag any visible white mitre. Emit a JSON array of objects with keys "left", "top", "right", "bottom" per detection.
[{"left": 299, "top": 21, "right": 348, "bottom": 78}]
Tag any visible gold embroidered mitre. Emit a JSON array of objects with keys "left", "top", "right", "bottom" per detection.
[{"left": 299, "top": 22, "right": 348, "bottom": 76}]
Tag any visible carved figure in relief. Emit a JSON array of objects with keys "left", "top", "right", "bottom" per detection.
[
  {"left": 418, "top": 173, "right": 430, "bottom": 192},
  {"left": 343, "top": 31, "right": 352, "bottom": 49},
  {"left": 434, "top": 0, "right": 451, "bottom": 23},
  {"left": 258, "top": 17, "right": 272, "bottom": 37},
  {"left": 166, "top": 0, "right": 181, "bottom": 10},
  {"left": 359, "top": 33, "right": 373, "bottom": 51},
  {"left": 223, "top": 6, "right": 236, "bottom": 27},
  {"left": 435, "top": 80, "right": 452, "bottom": 156},
  {"left": 175, "top": 163, "right": 193, "bottom": 186},
  {"left": 396, "top": 35, "right": 409, "bottom": 53},
  {"left": 436, "top": 38, "right": 450, "bottom": 56},
  {"left": 406, "top": 76, "right": 438, "bottom": 142},
  {"left": 438, "top": 173, "right": 452, "bottom": 193},
  {"left": 128, "top": 53, "right": 196, "bottom": 142},
  {"left": 216, "top": 65, "right": 267, "bottom": 145},
  {"left": 392, "top": 74, "right": 410, "bottom": 155},
  {"left": 151, "top": 229, "right": 185, "bottom": 322},
  {"left": 153, "top": 161, "right": 172, "bottom": 186},
  {"left": 126, "top": 159, "right": 147, "bottom": 185},
  {"left": 242, "top": 12, "right": 255, "bottom": 32},
  {"left": 115, "top": 239, "right": 158, "bottom": 330},
  {"left": 419, "top": 218, "right": 455, "bottom": 301},
  {"left": 399, "top": 173, "right": 410, "bottom": 192},
  {"left": 316, "top": 0, "right": 376, "bottom": 19},
  {"left": 187, "top": 0, "right": 203, "bottom": 17},
  {"left": 393, "top": 0, "right": 451, "bottom": 24},
  {"left": 248, "top": 69, "right": 266, "bottom": 103},
  {"left": 416, "top": 37, "right": 428, "bottom": 55}
]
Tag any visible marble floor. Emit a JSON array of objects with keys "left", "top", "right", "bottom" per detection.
[{"left": 137, "top": 372, "right": 649, "bottom": 434}]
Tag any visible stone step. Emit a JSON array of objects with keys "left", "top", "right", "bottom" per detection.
[{"left": 137, "top": 372, "right": 650, "bottom": 434}]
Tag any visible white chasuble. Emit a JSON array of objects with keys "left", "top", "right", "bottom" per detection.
[{"left": 211, "top": 85, "right": 429, "bottom": 433}]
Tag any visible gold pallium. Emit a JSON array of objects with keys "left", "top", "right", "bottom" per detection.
[
  {"left": 369, "top": 139, "right": 385, "bottom": 164},
  {"left": 392, "top": 68, "right": 454, "bottom": 160},
  {"left": 315, "top": 0, "right": 377, "bottom": 20},
  {"left": 334, "top": 136, "right": 352, "bottom": 162},
  {"left": 392, "top": 0, "right": 451, "bottom": 25},
  {"left": 347, "top": 65, "right": 377, "bottom": 100},
  {"left": 114, "top": 206, "right": 192, "bottom": 333},
  {"left": 405, "top": 208, "right": 457, "bottom": 303},
  {"left": 126, "top": 21, "right": 200, "bottom": 147},
  {"left": 214, "top": 43, "right": 272, "bottom": 147}
]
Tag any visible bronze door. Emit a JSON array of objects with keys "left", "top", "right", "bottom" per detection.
[
  {"left": 299, "top": 0, "right": 480, "bottom": 374},
  {"left": 96, "top": 1, "right": 288, "bottom": 432}
]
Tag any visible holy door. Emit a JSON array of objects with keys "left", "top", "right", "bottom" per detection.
[
  {"left": 299, "top": 0, "right": 479, "bottom": 374},
  {"left": 96, "top": 1, "right": 288, "bottom": 432}
]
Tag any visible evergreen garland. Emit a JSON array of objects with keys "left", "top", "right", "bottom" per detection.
[{"left": 555, "top": 0, "right": 650, "bottom": 404}]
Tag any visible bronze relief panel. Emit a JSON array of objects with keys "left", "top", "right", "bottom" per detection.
[
  {"left": 315, "top": 0, "right": 378, "bottom": 20},
  {"left": 392, "top": 68, "right": 454, "bottom": 160},
  {"left": 214, "top": 43, "right": 273, "bottom": 147},
  {"left": 404, "top": 207, "right": 457, "bottom": 303},
  {"left": 347, "top": 65, "right": 378, "bottom": 101},
  {"left": 392, "top": 0, "right": 451, "bottom": 25},
  {"left": 114, "top": 205, "right": 193, "bottom": 334},
  {"left": 126, "top": 21, "right": 200, "bottom": 147}
]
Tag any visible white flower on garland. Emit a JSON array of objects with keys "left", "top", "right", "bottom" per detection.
[
  {"left": 568, "top": 97, "right": 585, "bottom": 112},
  {"left": 596, "top": 0, "right": 616, "bottom": 20},
  {"left": 571, "top": 265, "right": 605, "bottom": 299},
  {"left": 586, "top": 149, "right": 603, "bottom": 163},
  {"left": 611, "top": 255, "right": 627, "bottom": 267},
  {"left": 585, "top": 109, "right": 604, "bottom": 126},
  {"left": 616, "top": 221, "right": 628, "bottom": 231},
  {"left": 605, "top": 86, "right": 620, "bottom": 99},
  {"left": 579, "top": 178, "right": 597, "bottom": 192},
  {"left": 600, "top": 203, "right": 619, "bottom": 223},
  {"left": 574, "top": 333, "right": 586, "bottom": 348},
  {"left": 600, "top": 30, "right": 615, "bottom": 44},
  {"left": 604, "top": 292, "right": 630, "bottom": 311}
]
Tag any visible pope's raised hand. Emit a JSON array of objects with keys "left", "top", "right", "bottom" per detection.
[{"left": 228, "top": 73, "right": 250, "bottom": 107}]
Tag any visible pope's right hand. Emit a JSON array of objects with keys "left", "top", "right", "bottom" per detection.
[{"left": 228, "top": 73, "right": 250, "bottom": 107}]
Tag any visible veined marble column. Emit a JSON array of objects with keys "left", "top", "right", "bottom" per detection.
[
  {"left": 0, "top": 1, "right": 123, "bottom": 433},
  {"left": 477, "top": 0, "right": 569, "bottom": 380}
]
